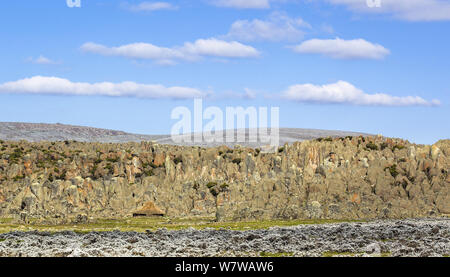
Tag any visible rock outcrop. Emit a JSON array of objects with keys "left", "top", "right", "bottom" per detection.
[
  {"left": 133, "top": 202, "right": 164, "bottom": 217},
  {"left": 0, "top": 136, "right": 448, "bottom": 222}
]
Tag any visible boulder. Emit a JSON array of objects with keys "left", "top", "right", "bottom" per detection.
[{"left": 132, "top": 201, "right": 165, "bottom": 217}]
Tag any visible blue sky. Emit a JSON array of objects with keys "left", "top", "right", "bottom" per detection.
[{"left": 0, "top": 0, "right": 449, "bottom": 144}]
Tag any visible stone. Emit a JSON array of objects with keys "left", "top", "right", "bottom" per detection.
[
  {"left": 132, "top": 201, "right": 165, "bottom": 217},
  {"left": 215, "top": 206, "right": 226, "bottom": 222},
  {"left": 307, "top": 201, "right": 322, "bottom": 219},
  {"left": 73, "top": 213, "right": 88, "bottom": 224},
  {"left": 365, "top": 243, "right": 381, "bottom": 255}
]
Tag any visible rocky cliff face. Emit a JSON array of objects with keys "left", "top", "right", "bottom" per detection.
[{"left": 0, "top": 136, "right": 448, "bottom": 223}]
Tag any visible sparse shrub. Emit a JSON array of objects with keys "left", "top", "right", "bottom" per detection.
[
  {"left": 192, "top": 182, "right": 200, "bottom": 190},
  {"left": 143, "top": 169, "right": 154, "bottom": 176},
  {"left": 59, "top": 171, "right": 66, "bottom": 180},
  {"left": 392, "top": 145, "right": 405, "bottom": 151},
  {"left": 441, "top": 169, "right": 448, "bottom": 180},
  {"left": 232, "top": 158, "right": 242, "bottom": 164},
  {"left": 106, "top": 157, "right": 119, "bottom": 163},
  {"left": 220, "top": 183, "right": 229, "bottom": 190},
  {"left": 380, "top": 142, "right": 389, "bottom": 150},
  {"left": 206, "top": 182, "right": 217, "bottom": 189},
  {"left": 173, "top": 156, "right": 183, "bottom": 165},
  {"left": 94, "top": 158, "right": 102, "bottom": 164},
  {"left": 385, "top": 165, "right": 399, "bottom": 178},
  {"left": 13, "top": 175, "right": 25, "bottom": 182},
  {"left": 90, "top": 164, "right": 98, "bottom": 178},
  {"left": 105, "top": 163, "right": 114, "bottom": 174},
  {"left": 206, "top": 182, "right": 228, "bottom": 197},
  {"left": 9, "top": 148, "right": 24, "bottom": 161},
  {"left": 317, "top": 137, "right": 333, "bottom": 142},
  {"left": 365, "top": 142, "right": 378, "bottom": 151}
]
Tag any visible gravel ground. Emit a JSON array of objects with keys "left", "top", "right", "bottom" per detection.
[{"left": 0, "top": 218, "right": 448, "bottom": 257}]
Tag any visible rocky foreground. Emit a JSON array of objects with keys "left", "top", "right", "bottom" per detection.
[
  {"left": 0, "top": 219, "right": 448, "bottom": 257},
  {"left": 0, "top": 136, "right": 448, "bottom": 222}
]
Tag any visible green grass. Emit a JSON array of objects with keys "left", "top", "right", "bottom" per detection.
[
  {"left": 0, "top": 218, "right": 13, "bottom": 224},
  {"left": 0, "top": 217, "right": 364, "bottom": 234},
  {"left": 260, "top": 251, "right": 293, "bottom": 257}
]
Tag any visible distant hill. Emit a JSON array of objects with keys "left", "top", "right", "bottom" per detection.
[
  {"left": 0, "top": 122, "right": 370, "bottom": 147},
  {"left": 0, "top": 122, "right": 164, "bottom": 143}
]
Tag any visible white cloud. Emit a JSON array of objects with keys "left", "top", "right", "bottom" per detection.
[
  {"left": 292, "top": 38, "right": 390, "bottom": 60},
  {"left": 211, "top": 0, "right": 270, "bottom": 9},
  {"left": 81, "top": 42, "right": 185, "bottom": 60},
  {"left": 0, "top": 76, "right": 206, "bottom": 99},
  {"left": 282, "top": 80, "right": 440, "bottom": 106},
  {"left": 124, "top": 2, "right": 178, "bottom": 12},
  {"left": 226, "top": 12, "right": 310, "bottom": 42},
  {"left": 81, "top": 38, "right": 260, "bottom": 63},
  {"left": 326, "top": 0, "right": 450, "bottom": 21},
  {"left": 27, "top": 55, "right": 59, "bottom": 65},
  {"left": 182, "top": 38, "right": 260, "bottom": 58}
]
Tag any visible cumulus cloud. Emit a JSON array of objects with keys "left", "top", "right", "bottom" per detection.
[
  {"left": 226, "top": 12, "right": 311, "bottom": 42},
  {"left": 81, "top": 38, "right": 260, "bottom": 64},
  {"left": 0, "top": 76, "right": 206, "bottom": 99},
  {"left": 211, "top": 0, "right": 270, "bottom": 9},
  {"left": 325, "top": 0, "right": 450, "bottom": 21},
  {"left": 81, "top": 42, "right": 185, "bottom": 60},
  {"left": 282, "top": 80, "right": 440, "bottom": 106},
  {"left": 292, "top": 38, "right": 390, "bottom": 60},
  {"left": 26, "top": 55, "right": 59, "bottom": 65},
  {"left": 182, "top": 39, "right": 260, "bottom": 57},
  {"left": 124, "top": 1, "right": 178, "bottom": 12}
]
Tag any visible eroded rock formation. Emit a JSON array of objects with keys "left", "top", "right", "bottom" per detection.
[{"left": 0, "top": 136, "right": 448, "bottom": 222}]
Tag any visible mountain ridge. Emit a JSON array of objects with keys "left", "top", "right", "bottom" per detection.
[{"left": 0, "top": 122, "right": 371, "bottom": 147}]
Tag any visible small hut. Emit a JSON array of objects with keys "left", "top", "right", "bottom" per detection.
[{"left": 132, "top": 201, "right": 165, "bottom": 217}]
